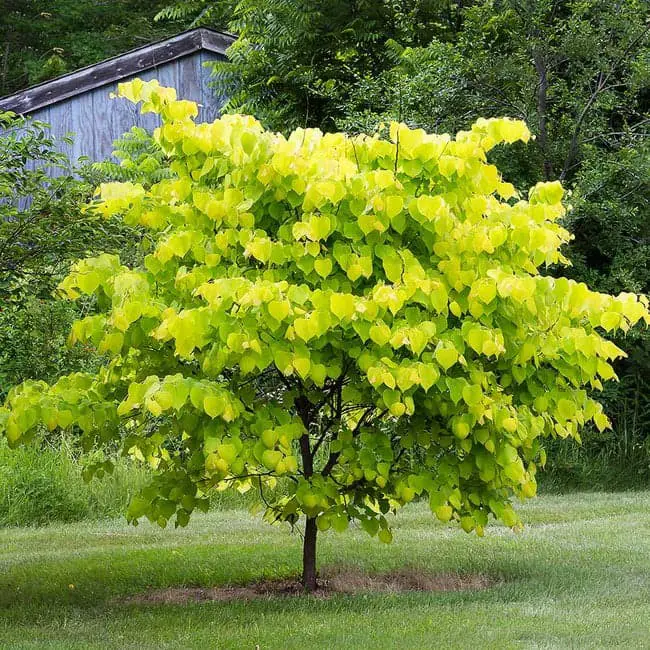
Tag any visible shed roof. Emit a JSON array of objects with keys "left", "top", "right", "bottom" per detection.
[{"left": 0, "top": 28, "right": 235, "bottom": 115}]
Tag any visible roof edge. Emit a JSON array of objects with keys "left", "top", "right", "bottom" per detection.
[{"left": 0, "top": 27, "right": 235, "bottom": 115}]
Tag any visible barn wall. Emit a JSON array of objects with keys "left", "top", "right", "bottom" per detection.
[{"left": 25, "top": 51, "right": 226, "bottom": 170}]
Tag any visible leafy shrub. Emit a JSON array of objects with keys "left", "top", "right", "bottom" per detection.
[{"left": 0, "top": 298, "right": 97, "bottom": 401}]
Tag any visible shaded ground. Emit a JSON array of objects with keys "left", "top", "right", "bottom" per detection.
[{"left": 124, "top": 568, "right": 494, "bottom": 604}]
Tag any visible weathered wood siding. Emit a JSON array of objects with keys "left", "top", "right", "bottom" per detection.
[{"left": 24, "top": 51, "right": 226, "bottom": 169}]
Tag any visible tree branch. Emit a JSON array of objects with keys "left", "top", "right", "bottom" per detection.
[
  {"left": 560, "top": 21, "right": 650, "bottom": 180},
  {"left": 320, "top": 405, "right": 381, "bottom": 477}
]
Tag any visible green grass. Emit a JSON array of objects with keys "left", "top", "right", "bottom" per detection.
[
  {"left": 0, "top": 438, "right": 150, "bottom": 526},
  {"left": 1, "top": 492, "right": 649, "bottom": 649},
  {"left": 0, "top": 437, "right": 275, "bottom": 527}
]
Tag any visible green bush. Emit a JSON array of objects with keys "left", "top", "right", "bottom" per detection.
[{"left": 0, "top": 298, "right": 97, "bottom": 401}]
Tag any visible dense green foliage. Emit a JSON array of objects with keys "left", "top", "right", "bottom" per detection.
[
  {"left": 336, "top": 0, "right": 650, "bottom": 480},
  {"left": 1, "top": 80, "right": 647, "bottom": 587},
  {"left": 0, "top": 115, "right": 93, "bottom": 397},
  {"left": 205, "top": 0, "right": 458, "bottom": 131},
  {"left": 0, "top": 299, "right": 91, "bottom": 401},
  {"left": 0, "top": 112, "right": 144, "bottom": 401},
  {"left": 0, "top": 0, "right": 177, "bottom": 96},
  {"left": 0, "top": 112, "right": 93, "bottom": 293},
  {"left": 156, "top": 0, "right": 650, "bottom": 483},
  {"left": 0, "top": 436, "right": 148, "bottom": 526}
]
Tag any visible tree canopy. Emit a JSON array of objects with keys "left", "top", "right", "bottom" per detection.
[
  {"left": 1, "top": 80, "right": 648, "bottom": 589},
  {"left": 0, "top": 0, "right": 177, "bottom": 96}
]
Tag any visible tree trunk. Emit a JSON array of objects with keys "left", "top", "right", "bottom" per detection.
[
  {"left": 533, "top": 50, "right": 553, "bottom": 181},
  {"left": 302, "top": 516, "right": 318, "bottom": 592}
]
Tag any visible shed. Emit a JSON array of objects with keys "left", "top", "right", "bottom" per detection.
[{"left": 0, "top": 28, "right": 235, "bottom": 166}]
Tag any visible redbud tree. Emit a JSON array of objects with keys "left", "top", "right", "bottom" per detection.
[{"left": 2, "top": 80, "right": 648, "bottom": 591}]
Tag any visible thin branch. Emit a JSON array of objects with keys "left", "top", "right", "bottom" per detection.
[
  {"left": 321, "top": 405, "right": 381, "bottom": 478},
  {"left": 560, "top": 21, "right": 650, "bottom": 180}
]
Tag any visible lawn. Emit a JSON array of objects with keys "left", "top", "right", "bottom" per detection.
[{"left": 1, "top": 491, "right": 649, "bottom": 649}]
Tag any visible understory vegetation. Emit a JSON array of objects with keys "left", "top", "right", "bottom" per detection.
[
  {"left": 1, "top": 433, "right": 645, "bottom": 530},
  {"left": 0, "top": 436, "right": 280, "bottom": 527},
  {"left": 0, "top": 437, "right": 146, "bottom": 527}
]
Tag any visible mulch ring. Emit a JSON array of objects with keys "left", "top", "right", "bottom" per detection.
[{"left": 121, "top": 567, "right": 496, "bottom": 605}]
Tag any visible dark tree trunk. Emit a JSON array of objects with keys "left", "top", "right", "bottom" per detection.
[
  {"left": 533, "top": 50, "right": 554, "bottom": 181},
  {"left": 302, "top": 516, "right": 318, "bottom": 592}
]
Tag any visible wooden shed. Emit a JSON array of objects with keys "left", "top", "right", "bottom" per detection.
[{"left": 0, "top": 28, "right": 235, "bottom": 165}]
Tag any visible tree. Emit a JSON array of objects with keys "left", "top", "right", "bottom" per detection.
[
  {"left": 0, "top": 112, "right": 142, "bottom": 399},
  {"left": 1, "top": 80, "right": 648, "bottom": 590},
  {"left": 0, "top": 111, "right": 145, "bottom": 299},
  {"left": 157, "top": 0, "right": 463, "bottom": 132},
  {"left": 340, "top": 1, "right": 649, "bottom": 181},
  {"left": 0, "top": 0, "right": 178, "bottom": 95},
  {"left": 337, "top": 0, "right": 650, "bottom": 479},
  {"left": 0, "top": 112, "right": 90, "bottom": 292}
]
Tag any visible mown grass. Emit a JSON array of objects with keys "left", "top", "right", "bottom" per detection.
[{"left": 1, "top": 491, "right": 649, "bottom": 649}]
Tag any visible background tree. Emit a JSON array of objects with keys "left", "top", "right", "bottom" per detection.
[
  {"left": 1, "top": 81, "right": 647, "bottom": 590},
  {"left": 158, "top": 0, "right": 464, "bottom": 132},
  {"left": 338, "top": 0, "right": 650, "bottom": 483},
  {"left": 0, "top": 113, "right": 125, "bottom": 291},
  {"left": 0, "top": 0, "right": 178, "bottom": 96}
]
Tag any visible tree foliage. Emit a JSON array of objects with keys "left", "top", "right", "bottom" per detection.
[
  {"left": 0, "top": 112, "right": 136, "bottom": 297},
  {"left": 0, "top": 0, "right": 177, "bottom": 95},
  {"left": 0, "top": 113, "right": 141, "bottom": 399},
  {"left": 0, "top": 298, "right": 94, "bottom": 401},
  {"left": 1, "top": 80, "right": 648, "bottom": 587},
  {"left": 341, "top": 1, "right": 650, "bottom": 180},
  {"left": 199, "top": 0, "right": 461, "bottom": 132},
  {"left": 154, "top": 0, "right": 235, "bottom": 29}
]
